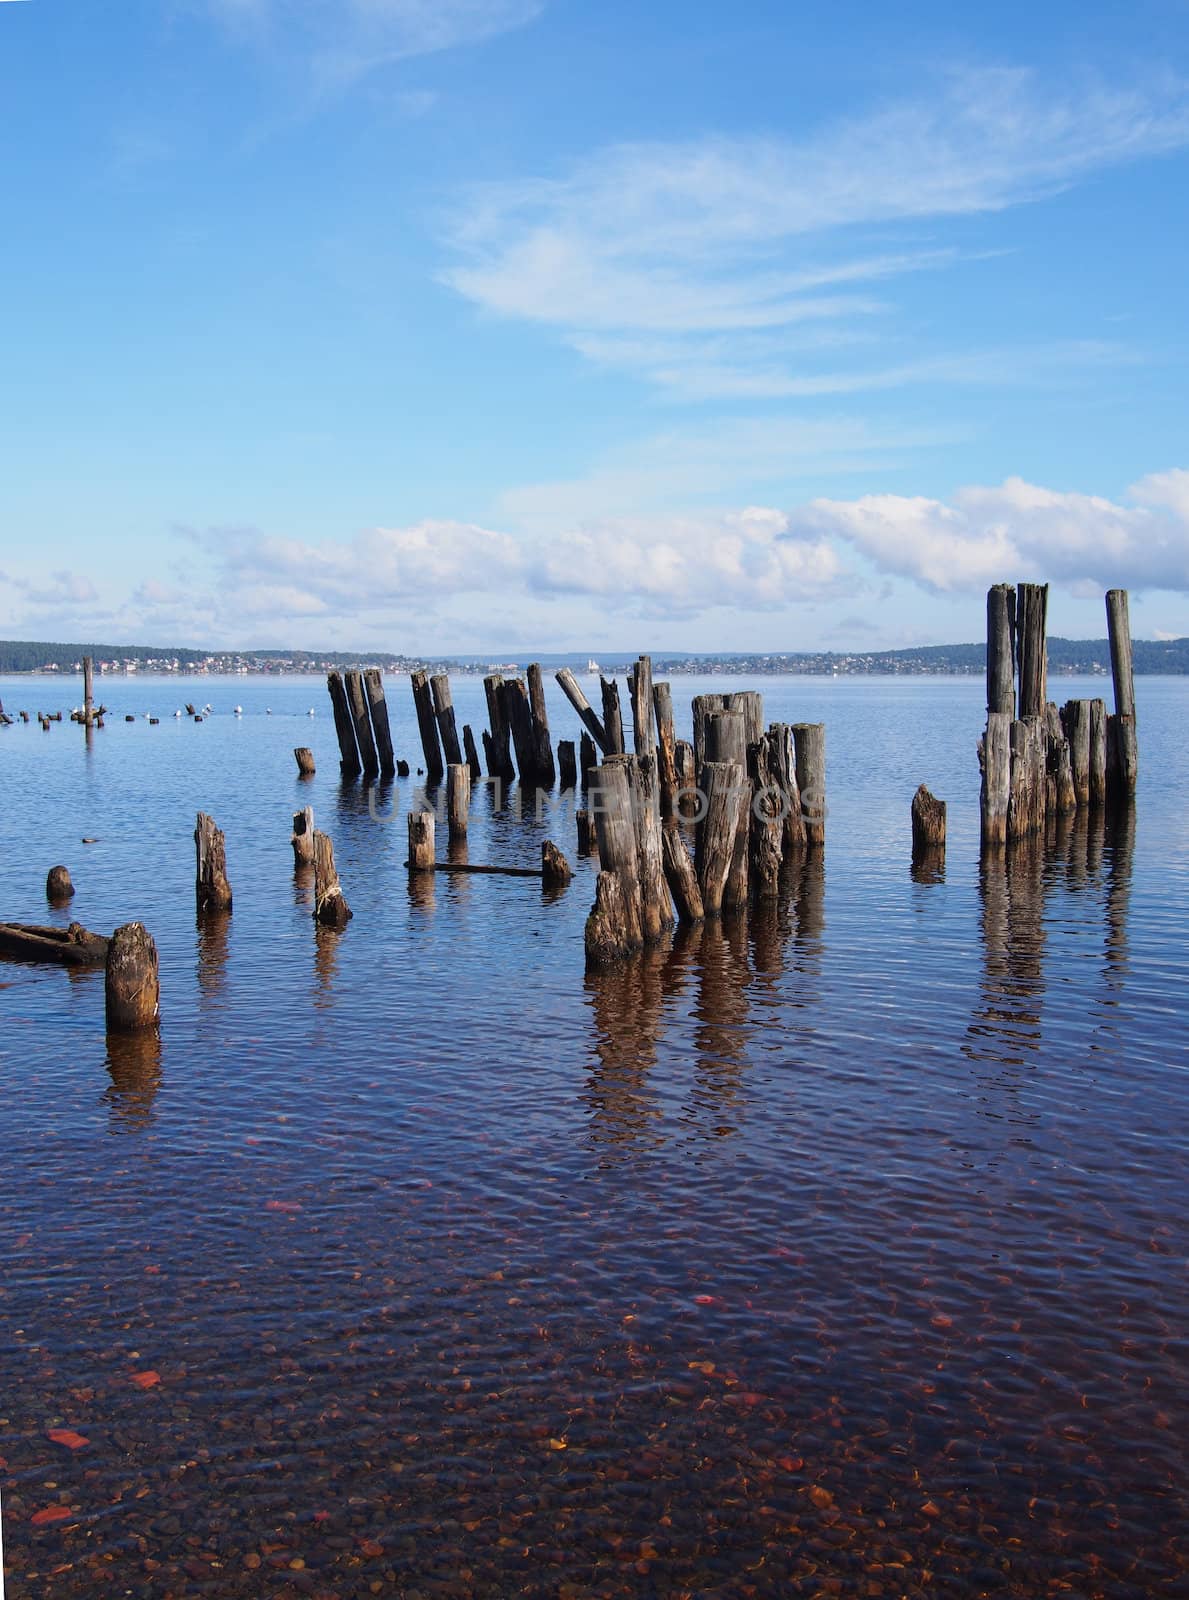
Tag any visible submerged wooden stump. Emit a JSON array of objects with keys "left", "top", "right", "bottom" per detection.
[
  {"left": 195, "top": 812, "right": 232, "bottom": 913},
  {"left": 576, "top": 808, "right": 597, "bottom": 857},
  {"left": 911, "top": 784, "right": 946, "bottom": 860},
  {"left": 408, "top": 810, "right": 435, "bottom": 872},
  {"left": 292, "top": 805, "right": 315, "bottom": 866},
  {"left": 312, "top": 830, "right": 351, "bottom": 928},
  {"left": 46, "top": 864, "right": 75, "bottom": 902},
  {"left": 584, "top": 871, "right": 640, "bottom": 967},
  {"left": 541, "top": 840, "right": 573, "bottom": 888},
  {"left": 294, "top": 746, "right": 316, "bottom": 778},
  {"left": 105, "top": 922, "right": 160, "bottom": 1033}
]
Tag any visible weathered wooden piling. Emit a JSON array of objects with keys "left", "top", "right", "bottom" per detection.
[
  {"left": 792, "top": 723, "right": 826, "bottom": 849},
  {"left": 695, "top": 760, "right": 746, "bottom": 918},
  {"left": 345, "top": 670, "right": 379, "bottom": 779},
  {"left": 292, "top": 805, "right": 315, "bottom": 866},
  {"left": 748, "top": 732, "right": 785, "bottom": 898},
  {"left": 541, "top": 840, "right": 573, "bottom": 888},
  {"left": 312, "top": 830, "right": 351, "bottom": 928},
  {"left": 585, "top": 758, "right": 643, "bottom": 963},
  {"left": 674, "top": 740, "right": 697, "bottom": 815},
  {"left": 1063, "top": 699, "right": 1092, "bottom": 808},
  {"left": 704, "top": 710, "right": 750, "bottom": 908},
  {"left": 558, "top": 740, "right": 577, "bottom": 789},
  {"left": 463, "top": 724, "right": 483, "bottom": 783},
  {"left": 502, "top": 678, "right": 538, "bottom": 784},
  {"left": 555, "top": 668, "right": 610, "bottom": 754},
  {"left": 430, "top": 674, "right": 464, "bottom": 768},
  {"left": 1106, "top": 588, "right": 1138, "bottom": 801},
  {"left": 652, "top": 682, "right": 677, "bottom": 802},
  {"left": 1045, "top": 704, "right": 1077, "bottom": 816},
  {"left": 408, "top": 810, "right": 435, "bottom": 871},
  {"left": 105, "top": 922, "right": 160, "bottom": 1034},
  {"left": 294, "top": 746, "right": 316, "bottom": 777},
  {"left": 1016, "top": 583, "right": 1049, "bottom": 718},
  {"left": 46, "top": 865, "right": 75, "bottom": 902},
  {"left": 527, "top": 663, "right": 556, "bottom": 787},
  {"left": 580, "top": 732, "right": 598, "bottom": 790},
  {"left": 768, "top": 723, "right": 806, "bottom": 856},
  {"left": 692, "top": 693, "right": 729, "bottom": 771},
  {"left": 447, "top": 763, "right": 471, "bottom": 839},
  {"left": 83, "top": 656, "right": 94, "bottom": 726},
  {"left": 1089, "top": 698, "right": 1107, "bottom": 807},
  {"left": 910, "top": 785, "right": 947, "bottom": 859},
  {"left": 628, "top": 656, "right": 655, "bottom": 759},
  {"left": 980, "top": 711, "right": 1011, "bottom": 849},
  {"left": 627, "top": 755, "right": 674, "bottom": 940},
  {"left": 195, "top": 812, "right": 233, "bottom": 912},
  {"left": 662, "top": 822, "right": 703, "bottom": 923},
  {"left": 600, "top": 677, "right": 625, "bottom": 756},
  {"left": 483, "top": 674, "right": 516, "bottom": 783},
  {"left": 576, "top": 808, "right": 598, "bottom": 857},
  {"left": 410, "top": 671, "right": 444, "bottom": 784},
  {"left": 364, "top": 668, "right": 396, "bottom": 779},
  {"left": 327, "top": 672, "right": 361, "bottom": 778},
  {"left": 729, "top": 690, "right": 764, "bottom": 748},
  {"left": 1008, "top": 717, "right": 1047, "bottom": 839},
  {"left": 986, "top": 584, "right": 1016, "bottom": 717}
]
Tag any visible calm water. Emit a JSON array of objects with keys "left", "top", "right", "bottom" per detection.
[{"left": 1, "top": 671, "right": 1186, "bottom": 1599}]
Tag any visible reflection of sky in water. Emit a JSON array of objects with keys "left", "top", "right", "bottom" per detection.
[{"left": 0, "top": 672, "right": 1185, "bottom": 1597}]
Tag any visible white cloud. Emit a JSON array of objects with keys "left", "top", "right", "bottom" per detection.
[
  {"left": 442, "top": 66, "right": 1189, "bottom": 396},
  {"left": 801, "top": 470, "right": 1189, "bottom": 593},
  {"left": 205, "top": 0, "right": 545, "bottom": 82}
]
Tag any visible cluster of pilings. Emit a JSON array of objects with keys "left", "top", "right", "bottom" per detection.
[
  {"left": 979, "top": 584, "right": 1137, "bottom": 850},
  {"left": 575, "top": 657, "right": 825, "bottom": 966},
  {"left": 326, "top": 668, "right": 400, "bottom": 780}
]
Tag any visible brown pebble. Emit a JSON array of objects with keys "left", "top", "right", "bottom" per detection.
[{"left": 244, "top": 1552, "right": 261, "bottom": 1570}]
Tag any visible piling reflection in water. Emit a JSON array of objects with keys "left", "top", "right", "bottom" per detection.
[
  {"left": 196, "top": 908, "right": 231, "bottom": 1002},
  {"left": 104, "top": 1029, "right": 162, "bottom": 1130},
  {"left": 313, "top": 920, "right": 341, "bottom": 1000}
]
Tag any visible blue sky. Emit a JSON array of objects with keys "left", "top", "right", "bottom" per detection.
[{"left": 1, "top": 0, "right": 1188, "bottom": 652}]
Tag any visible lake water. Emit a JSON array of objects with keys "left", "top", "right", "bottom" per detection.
[{"left": 1, "top": 670, "right": 1186, "bottom": 1599}]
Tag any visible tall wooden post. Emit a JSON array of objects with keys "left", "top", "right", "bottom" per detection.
[
  {"left": 628, "top": 656, "right": 655, "bottom": 759},
  {"left": 345, "top": 670, "right": 379, "bottom": 779},
  {"left": 579, "top": 732, "right": 598, "bottom": 790},
  {"left": 980, "top": 712, "right": 1011, "bottom": 850},
  {"left": 1089, "top": 698, "right": 1107, "bottom": 807},
  {"left": 627, "top": 754, "right": 674, "bottom": 940},
  {"left": 585, "top": 757, "right": 644, "bottom": 964},
  {"left": 599, "top": 677, "right": 625, "bottom": 756},
  {"left": 195, "top": 812, "right": 233, "bottom": 912},
  {"left": 327, "top": 672, "right": 361, "bottom": 778},
  {"left": 483, "top": 675, "right": 515, "bottom": 783},
  {"left": 692, "top": 693, "right": 729, "bottom": 771},
  {"left": 430, "top": 674, "right": 464, "bottom": 768},
  {"left": 728, "top": 690, "right": 764, "bottom": 748},
  {"left": 410, "top": 671, "right": 444, "bottom": 784},
  {"left": 986, "top": 584, "right": 1016, "bottom": 717},
  {"left": 558, "top": 740, "right": 577, "bottom": 789},
  {"left": 105, "top": 922, "right": 160, "bottom": 1033},
  {"left": 1016, "top": 583, "right": 1049, "bottom": 718},
  {"left": 1062, "top": 700, "right": 1092, "bottom": 807},
  {"left": 83, "top": 656, "right": 94, "bottom": 726},
  {"left": 1106, "top": 588, "right": 1137, "bottom": 801},
  {"left": 696, "top": 761, "right": 746, "bottom": 918},
  {"left": 748, "top": 731, "right": 784, "bottom": 898},
  {"left": 705, "top": 710, "right": 749, "bottom": 908},
  {"left": 792, "top": 723, "right": 826, "bottom": 848},
  {"left": 769, "top": 722, "right": 806, "bottom": 855},
  {"left": 502, "top": 678, "right": 537, "bottom": 783},
  {"left": 652, "top": 682, "right": 677, "bottom": 803},
  {"left": 364, "top": 668, "right": 396, "bottom": 779},
  {"left": 525, "top": 663, "right": 555, "bottom": 786},
  {"left": 463, "top": 724, "right": 483, "bottom": 782}
]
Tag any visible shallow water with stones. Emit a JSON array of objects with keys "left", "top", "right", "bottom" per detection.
[{"left": 1, "top": 671, "right": 1186, "bottom": 1599}]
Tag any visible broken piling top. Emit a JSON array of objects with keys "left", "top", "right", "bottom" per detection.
[{"left": 106, "top": 921, "right": 160, "bottom": 1033}]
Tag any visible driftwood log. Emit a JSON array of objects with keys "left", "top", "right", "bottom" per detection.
[{"left": 0, "top": 921, "right": 108, "bottom": 967}]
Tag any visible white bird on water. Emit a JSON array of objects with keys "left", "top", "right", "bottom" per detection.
[
  {"left": 174, "top": 709, "right": 182, "bottom": 718},
  {"left": 234, "top": 705, "right": 243, "bottom": 716},
  {"left": 307, "top": 708, "right": 315, "bottom": 716}
]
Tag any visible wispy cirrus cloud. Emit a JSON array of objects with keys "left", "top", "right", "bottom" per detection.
[
  {"left": 205, "top": 0, "right": 546, "bottom": 84},
  {"left": 442, "top": 66, "right": 1189, "bottom": 398}
]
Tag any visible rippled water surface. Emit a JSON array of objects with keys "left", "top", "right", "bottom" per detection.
[{"left": 1, "top": 671, "right": 1186, "bottom": 1599}]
